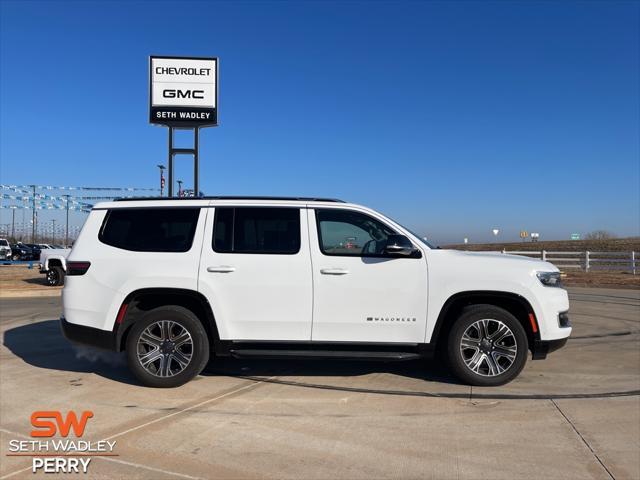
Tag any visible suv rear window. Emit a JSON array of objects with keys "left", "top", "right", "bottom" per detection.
[
  {"left": 99, "top": 208, "right": 200, "bottom": 252},
  {"left": 213, "top": 207, "right": 300, "bottom": 254}
]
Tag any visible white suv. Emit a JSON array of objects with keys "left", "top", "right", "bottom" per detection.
[{"left": 61, "top": 197, "right": 571, "bottom": 388}]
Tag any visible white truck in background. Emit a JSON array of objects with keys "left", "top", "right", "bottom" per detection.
[
  {"left": 39, "top": 248, "right": 71, "bottom": 286},
  {"left": 0, "top": 239, "right": 11, "bottom": 260}
]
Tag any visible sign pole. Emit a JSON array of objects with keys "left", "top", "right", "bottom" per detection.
[
  {"left": 168, "top": 127, "right": 174, "bottom": 197},
  {"left": 194, "top": 128, "right": 199, "bottom": 195}
]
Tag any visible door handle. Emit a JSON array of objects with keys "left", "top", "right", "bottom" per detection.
[
  {"left": 320, "top": 268, "right": 350, "bottom": 275},
  {"left": 207, "top": 266, "right": 236, "bottom": 273}
]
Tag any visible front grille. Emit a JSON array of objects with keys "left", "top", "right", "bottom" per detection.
[{"left": 558, "top": 311, "right": 571, "bottom": 328}]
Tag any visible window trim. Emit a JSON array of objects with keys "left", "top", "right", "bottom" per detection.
[
  {"left": 98, "top": 207, "right": 200, "bottom": 253},
  {"left": 314, "top": 208, "right": 421, "bottom": 259},
  {"left": 211, "top": 206, "right": 302, "bottom": 255}
]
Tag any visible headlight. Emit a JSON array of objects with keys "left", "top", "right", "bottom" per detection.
[{"left": 537, "top": 271, "right": 562, "bottom": 287}]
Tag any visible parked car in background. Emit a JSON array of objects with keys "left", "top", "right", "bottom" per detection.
[
  {"left": 39, "top": 247, "right": 71, "bottom": 286},
  {"left": 0, "top": 239, "right": 11, "bottom": 260},
  {"left": 24, "top": 243, "right": 42, "bottom": 260},
  {"left": 10, "top": 243, "right": 34, "bottom": 261}
]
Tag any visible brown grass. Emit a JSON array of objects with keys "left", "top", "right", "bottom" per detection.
[
  {"left": 442, "top": 237, "right": 640, "bottom": 289},
  {"left": 0, "top": 265, "right": 61, "bottom": 297},
  {"left": 443, "top": 237, "right": 640, "bottom": 252}
]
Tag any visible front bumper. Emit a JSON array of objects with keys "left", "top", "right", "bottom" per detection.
[
  {"left": 531, "top": 337, "right": 568, "bottom": 360},
  {"left": 60, "top": 316, "right": 117, "bottom": 351}
]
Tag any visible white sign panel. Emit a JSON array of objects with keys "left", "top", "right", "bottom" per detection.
[{"left": 149, "top": 56, "right": 218, "bottom": 126}]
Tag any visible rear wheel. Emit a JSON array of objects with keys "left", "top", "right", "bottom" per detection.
[
  {"left": 446, "top": 305, "right": 528, "bottom": 386},
  {"left": 126, "top": 306, "right": 209, "bottom": 388},
  {"left": 46, "top": 266, "right": 64, "bottom": 286}
]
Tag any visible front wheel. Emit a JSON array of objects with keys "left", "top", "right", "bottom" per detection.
[
  {"left": 446, "top": 305, "right": 528, "bottom": 386},
  {"left": 126, "top": 306, "right": 210, "bottom": 388}
]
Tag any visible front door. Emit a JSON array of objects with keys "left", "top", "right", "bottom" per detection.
[
  {"left": 308, "top": 207, "right": 428, "bottom": 343},
  {"left": 198, "top": 205, "right": 313, "bottom": 341}
]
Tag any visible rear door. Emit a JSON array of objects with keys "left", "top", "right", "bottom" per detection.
[{"left": 198, "top": 205, "right": 313, "bottom": 340}]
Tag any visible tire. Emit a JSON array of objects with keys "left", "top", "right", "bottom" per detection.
[
  {"left": 126, "top": 306, "right": 210, "bottom": 388},
  {"left": 446, "top": 304, "right": 528, "bottom": 386},
  {"left": 46, "top": 266, "right": 64, "bottom": 286}
]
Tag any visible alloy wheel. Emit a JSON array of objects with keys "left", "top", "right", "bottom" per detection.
[
  {"left": 46, "top": 270, "right": 59, "bottom": 286},
  {"left": 136, "top": 320, "right": 194, "bottom": 378},
  {"left": 459, "top": 319, "right": 517, "bottom": 377}
]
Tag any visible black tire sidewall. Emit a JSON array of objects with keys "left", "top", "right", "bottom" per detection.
[
  {"left": 126, "top": 306, "right": 210, "bottom": 388},
  {"left": 47, "top": 267, "right": 63, "bottom": 286},
  {"left": 447, "top": 305, "right": 528, "bottom": 386}
]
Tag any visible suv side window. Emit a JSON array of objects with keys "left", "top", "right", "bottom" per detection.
[
  {"left": 315, "top": 209, "right": 396, "bottom": 256},
  {"left": 99, "top": 207, "right": 200, "bottom": 252},
  {"left": 213, "top": 207, "right": 300, "bottom": 254}
]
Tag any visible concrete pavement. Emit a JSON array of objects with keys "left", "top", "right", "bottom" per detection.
[{"left": 1, "top": 288, "right": 638, "bottom": 479}]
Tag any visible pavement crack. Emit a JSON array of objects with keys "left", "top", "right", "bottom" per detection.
[{"left": 550, "top": 399, "right": 616, "bottom": 480}]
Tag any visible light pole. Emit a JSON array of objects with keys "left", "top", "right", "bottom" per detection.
[
  {"left": 11, "top": 207, "right": 15, "bottom": 241},
  {"left": 64, "top": 194, "right": 70, "bottom": 247},
  {"left": 31, "top": 185, "right": 36, "bottom": 242},
  {"left": 52, "top": 219, "right": 56, "bottom": 245},
  {"left": 177, "top": 180, "right": 183, "bottom": 198},
  {"left": 157, "top": 164, "right": 166, "bottom": 197}
]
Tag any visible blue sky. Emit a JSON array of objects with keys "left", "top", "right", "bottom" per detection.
[{"left": 1, "top": 0, "right": 638, "bottom": 244}]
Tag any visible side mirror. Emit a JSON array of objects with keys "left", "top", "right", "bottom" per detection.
[{"left": 384, "top": 234, "right": 417, "bottom": 257}]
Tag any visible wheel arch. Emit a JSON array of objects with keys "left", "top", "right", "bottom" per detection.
[
  {"left": 47, "top": 258, "right": 63, "bottom": 269},
  {"left": 115, "top": 288, "right": 219, "bottom": 352},
  {"left": 431, "top": 291, "right": 539, "bottom": 354}
]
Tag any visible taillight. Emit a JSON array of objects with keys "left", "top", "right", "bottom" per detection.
[{"left": 66, "top": 261, "right": 91, "bottom": 276}]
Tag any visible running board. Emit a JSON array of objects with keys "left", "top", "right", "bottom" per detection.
[{"left": 228, "top": 349, "right": 423, "bottom": 361}]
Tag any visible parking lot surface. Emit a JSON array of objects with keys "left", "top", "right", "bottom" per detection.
[{"left": 1, "top": 287, "right": 638, "bottom": 479}]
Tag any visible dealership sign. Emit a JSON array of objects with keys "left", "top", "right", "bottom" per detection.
[{"left": 149, "top": 56, "right": 218, "bottom": 127}]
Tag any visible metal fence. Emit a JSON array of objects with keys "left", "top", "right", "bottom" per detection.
[{"left": 500, "top": 250, "right": 637, "bottom": 274}]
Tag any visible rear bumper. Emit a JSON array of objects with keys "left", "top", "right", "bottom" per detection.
[
  {"left": 60, "top": 316, "right": 117, "bottom": 351},
  {"left": 531, "top": 337, "right": 568, "bottom": 360}
]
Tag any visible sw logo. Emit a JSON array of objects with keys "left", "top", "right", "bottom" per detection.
[
  {"left": 24, "top": 411, "right": 96, "bottom": 473},
  {"left": 30, "top": 410, "right": 93, "bottom": 437}
]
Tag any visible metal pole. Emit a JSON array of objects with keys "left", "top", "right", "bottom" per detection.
[
  {"left": 585, "top": 251, "right": 590, "bottom": 272},
  {"left": 11, "top": 208, "right": 15, "bottom": 241},
  {"left": 194, "top": 128, "right": 199, "bottom": 196},
  {"left": 31, "top": 185, "right": 36, "bottom": 242},
  {"left": 157, "top": 164, "right": 166, "bottom": 197},
  {"left": 65, "top": 195, "right": 69, "bottom": 247},
  {"left": 52, "top": 219, "right": 56, "bottom": 244},
  {"left": 168, "top": 127, "right": 174, "bottom": 197}
]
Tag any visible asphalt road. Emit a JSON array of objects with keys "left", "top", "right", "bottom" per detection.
[{"left": 1, "top": 288, "right": 638, "bottom": 479}]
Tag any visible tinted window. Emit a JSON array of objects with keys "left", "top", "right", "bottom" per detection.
[
  {"left": 99, "top": 208, "right": 200, "bottom": 252},
  {"left": 316, "top": 209, "right": 396, "bottom": 256},
  {"left": 213, "top": 207, "right": 300, "bottom": 254}
]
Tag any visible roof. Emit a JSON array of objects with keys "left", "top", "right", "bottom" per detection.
[{"left": 113, "top": 196, "right": 345, "bottom": 203}]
